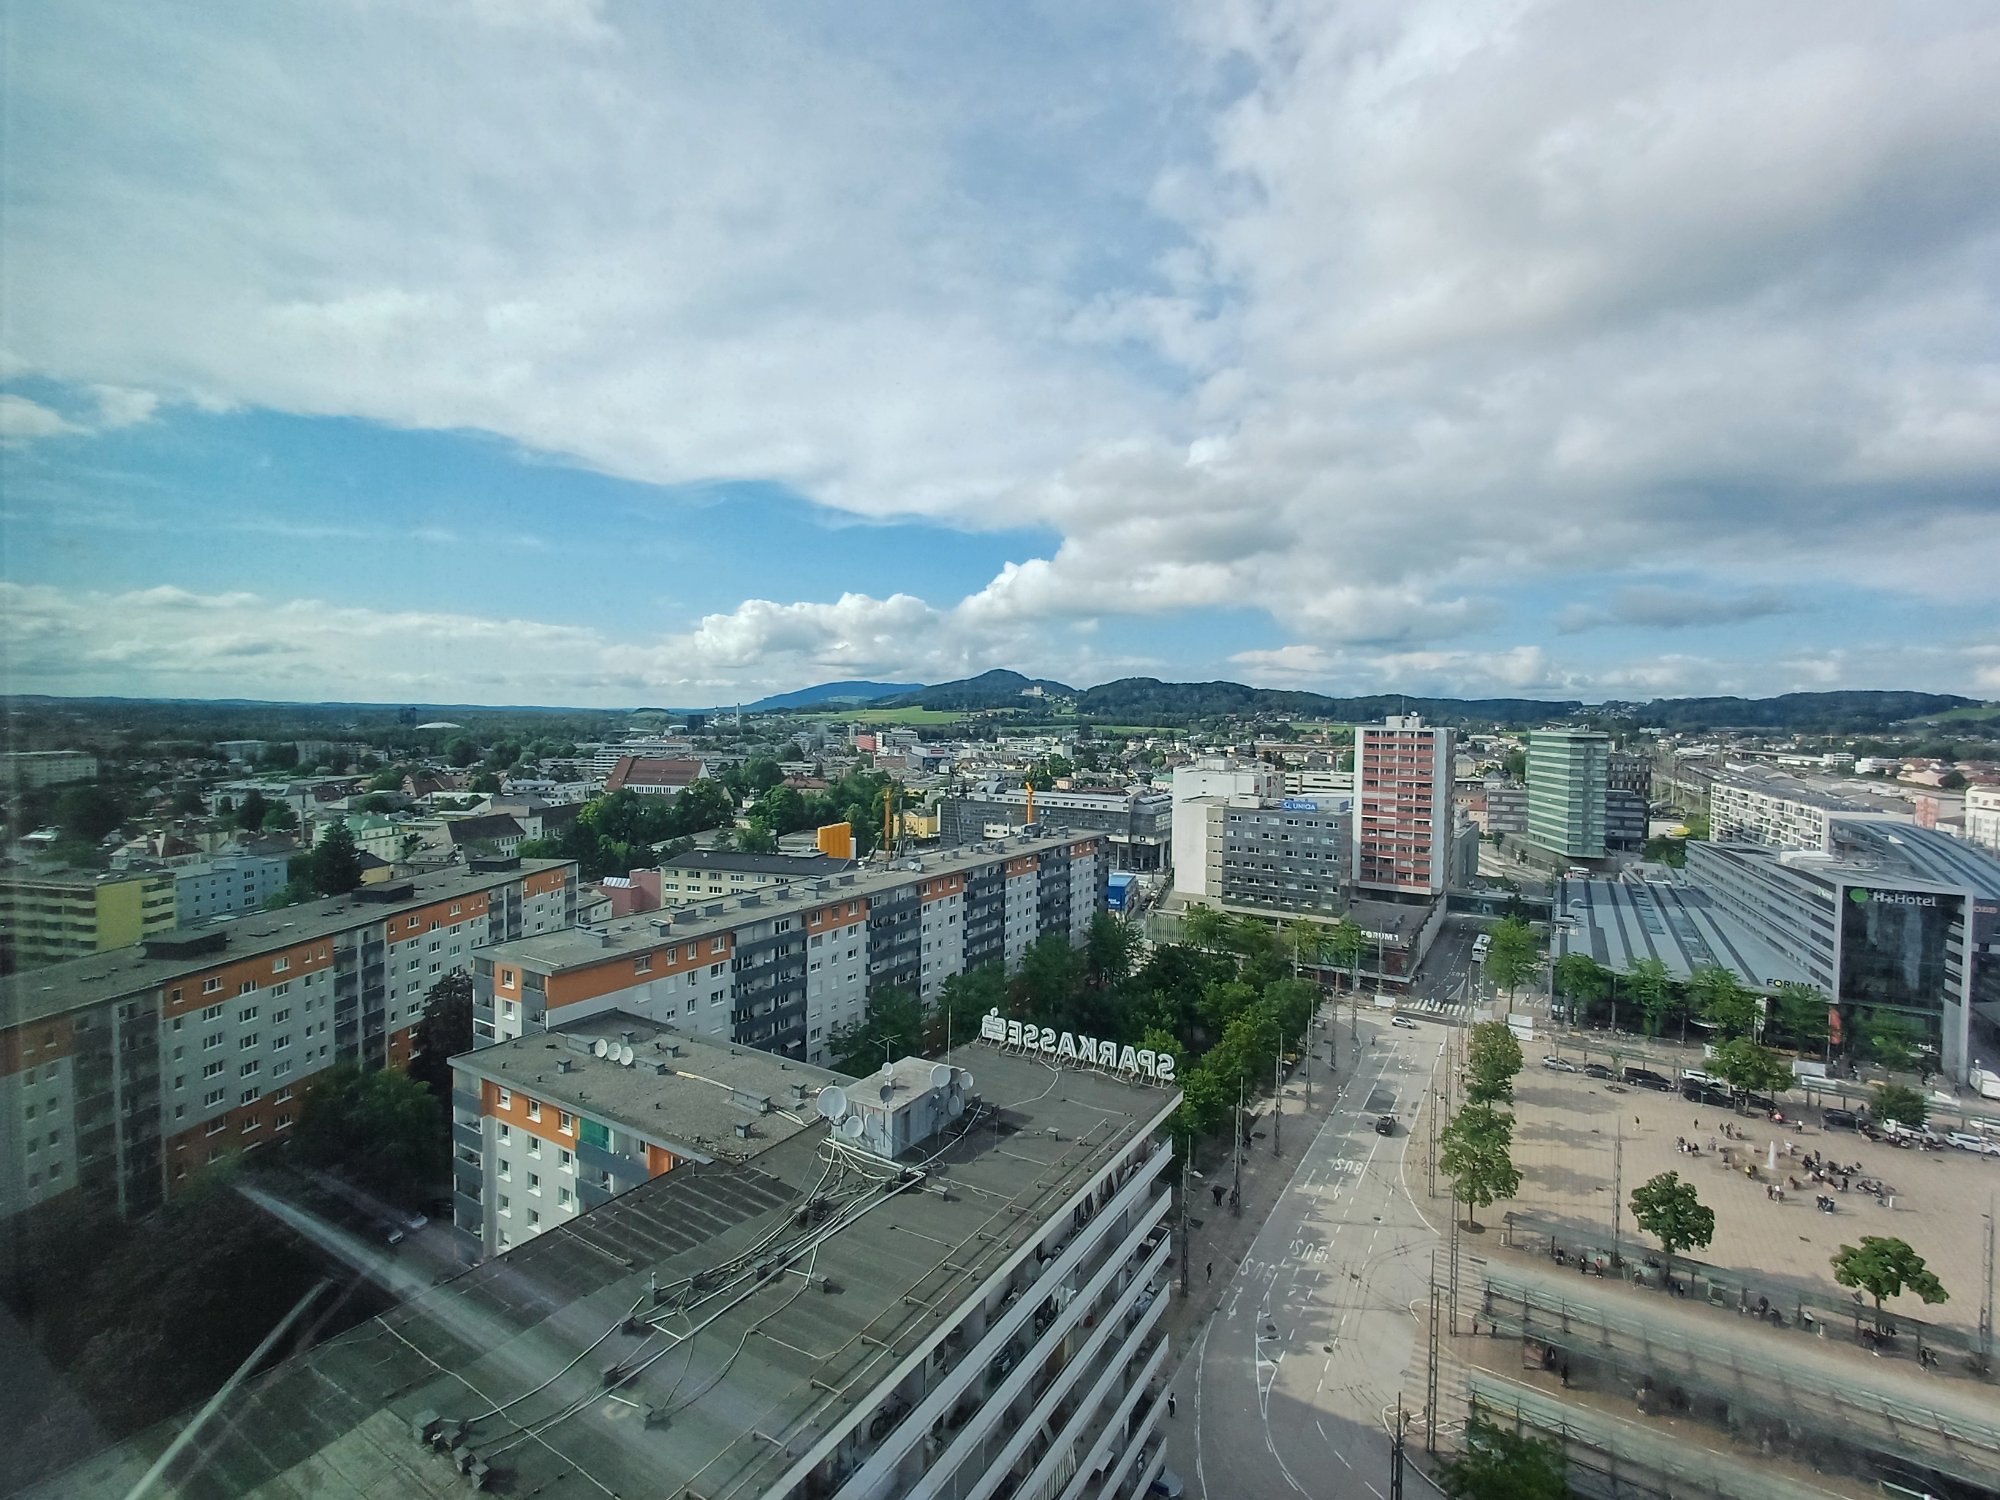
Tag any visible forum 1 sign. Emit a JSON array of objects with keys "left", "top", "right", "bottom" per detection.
[{"left": 979, "top": 1009, "right": 1177, "bottom": 1083}]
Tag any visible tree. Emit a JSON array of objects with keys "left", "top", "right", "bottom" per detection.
[
  {"left": 1085, "top": 913, "right": 1140, "bottom": 990},
  {"left": 1625, "top": 957, "right": 1673, "bottom": 1037},
  {"left": 934, "top": 966, "right": 1006, "bottom": 1053},
  {"left": 1770, "top": 981, "right": 1830, "bottom": 1051},
  {"left": 54, "top": 783, "right": 126, "bottom": 843},
  {"left": 1283, "top": 918, "right": 1330, "bottom": 977},
  {"left": 735, "top": 823, "right": 779, "bottom": 854},
  {"left": 1551, "top": 954, "right": 1609, "bottom": 1021},
  {"left": 408, "top": 970, "right": 474, "bottom": 1100},
  {"left": 1688, "top": 966, "right": 1760, "bottom": 1040},
  {"left": 1326, "top": 917, "right": 1367, "bottom": 992},
  {"left": 828, "top": 987, "right": 926, "bottom": 1074},
  {"left": 1437, "top": 1415, "right": 1570, "bottom": 1500},
  {"left": 1628, "top": 1171, "right": 1715, "bottom": 1283},
  {"left": 311, "top": 821, "right": 363, "bottom": 895},
  {"left": 293, "top": 1063, "right": 450, "bottom": 1207},
  {"left": 1500, "top": 749, "right": 1528, "bottom": 783},
  {"left": 1466, "top": 1021, "right": 1525, "bottom": 1106},
  {"left": 1869, "top": 1082, "right": 1928, "bottom": 1128},
  {"left": 1439, "top": 1102, "right": 1520, "bottom": 1229},
  {"left": 1482, "top": 918, "right": 1539, "bottom": 1000},
  {"left": 260, "top": 802, "right": 300, "bottom": 832},
  {"left": 468, "top": 771, "right": 502, "bottom": 794},
  {"left": 234, "top": 790, "right": 271, "bottom": 832},
  {"left": 1182, "top": 903, "right": 1229, "bottom": 956},
  {"left": 1831, "top": 1236, "right": 1948, "bottom": 1332},
  {"left": 1709, "top": 1038, "right": 1794, "bottom": 1099},
  {"left": 750, "top": 784, "right": 809, "bottom": 837},
  {"left": 1859, "top": 1009, "right": 1923, "bottom": 1071},
  {"left": 1173, "top": 1061, "right": 1230, "bottom": 1147},
  {"left": 443, "top": 737, "right": 479, "bottom": 768}
]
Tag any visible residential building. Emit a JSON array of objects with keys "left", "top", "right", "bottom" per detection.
[
  {"left": 174, "top": 848, "right": 295, "bottom": 924},
  {"left": 1170, "top": 758, "right": 1280, "bottom": 897},
  {"left": 473, "top": 831, "right": 1107, "bottom": 1068},
  {"left": 0, "top": 868, "right": 177, "bottom": 967},
  {"left": 1606, "top": 750, "right": 1653, "bottom": 805},
  {"left": 937, "top": 785, "right": 1171, "bottom": 871},
  {"left": 601, "top": 756, "right": 705, "bottom": 796},
  {"left": 1605, "top": 788, "right": 1648, "bottom": 851},
  {"left": 52, "top": 1041, "right": 1178, "bottom": 1500},
  {"left": 1352, "top": 715, "right": 1454, "bottom": 897},
  {"left": 1283, "top": 762, "right": 1353, "bottom": 798},
  {"left": 441, "top": 812, "right": 526, "bottom": 857},
  {"left": 1968, "top": 785, "right": 2000, "bottom": 855},
  {"left": 1526, "top": 728, "right": 1610, "bottom": 860},
  {"left": 657, "top": 849, "right": 856, "bottom": 901},
  {"left": 0, "top": 750, "right": 99, "bottom": 791},
  {"left": 1707, "top": 765, "right": 1913, "bottom": 853},
  {"left": 448, "top": 1010, "right": 850, "bottom": 1257},
  {"left": 587, "top": 738, "right": 697, "bottom": 777},
  {"left": 0, "top": 859, "right": 576, "bottom": 1225},
  {"left": 1485, "top": 782, "right": 1528, "bottom": 836}
]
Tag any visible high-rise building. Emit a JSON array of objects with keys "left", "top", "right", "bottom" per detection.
[
  {"left": 1526, "top": 728, "right": 1611, "bottom": 859},
  {"left": 937, "top": 786, "right": 1171, "bottom": 871},
  {"left": 1352, "top": 715, "right": 1454, "bottom": 896},
  {"left": 0, "top": 868, "right": 177, "bottom": 967}
]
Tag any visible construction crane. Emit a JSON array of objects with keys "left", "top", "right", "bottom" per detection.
[
  {"left": 1025, "top": 780, "right": 1036, "bottom": 826},
  {"left": 880, "top": 784, "right": 898, "bottom": 861}
]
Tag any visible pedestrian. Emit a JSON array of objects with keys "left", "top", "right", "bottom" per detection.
[
  {"left": 1560, "top": 1361, "right": 1571, "bottom": 1388},
  {"left": 1206, "top": 1260, "right": 1213, "bottom": 1282},
  {"left": 1168, "top": 1392, "right": 1177, "bottom": 1418}
]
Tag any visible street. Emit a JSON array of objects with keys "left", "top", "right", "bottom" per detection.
[{"left": 1168, "top": 1018, "right": 1449, "bottom": 1499}]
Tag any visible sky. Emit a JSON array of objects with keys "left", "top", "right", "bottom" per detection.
[{"left": 3, "top": 0, "right": 1998, "bottom": 709}]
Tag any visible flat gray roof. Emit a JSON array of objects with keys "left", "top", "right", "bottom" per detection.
[
  {"left": 34, "top": 1047, "right": 1177, "bottom": 1500},
  {"left": 0, "top": 860, "right": 575, "bottom": 1029},
  {"left": 1829, "top": 820, "right": 2000, "bottom": 900},
  {"left": 662, "top": 849, "right": 856, "bottom": 877},
  {"left": 452, "top": 1011, "right": 850, "bottom": 1163},
  {"left": 489, "top": 831, "right": 1099, "bottom": 976},
  {"left": 1560, "top": 873, "right": 1812, "bottom": 989}
]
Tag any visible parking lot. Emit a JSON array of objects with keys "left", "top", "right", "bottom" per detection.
[{"left": 1489, "top": 1060, "right": 1999, "bottom": 1341}]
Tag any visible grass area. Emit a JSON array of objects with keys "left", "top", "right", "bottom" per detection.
[{"left": 1902, "top": 702, "right": 2000, "bottom": 725}]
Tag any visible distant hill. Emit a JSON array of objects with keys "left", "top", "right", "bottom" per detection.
[
  {"left": 742, "top": 680, "right": 921, "bottom": 712},
  {"left": 1617, "top": 691, "right": 1977, "bottom": 732},
  {"left": 1074, "top": 677, "right": 1585, "bottom": 725},
  {"left": 887, "top": 670, "right": 1077, "bottom": 711}
]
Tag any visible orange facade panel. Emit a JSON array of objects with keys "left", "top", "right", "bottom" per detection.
[
  {"left": 480, "top": 1075, "right": 582, "bottom": 1148},
  {"left": 1006, "top": 855, "right": 1040, "bottom": 878},
  {"left": 524, "top": 867, "right": 570, "bottom": 898},
  {"left": 644, "top": 1143, "right": 679, "bottom": 1178},
  {"left": 544, "top": 931, "right": 732, "bottom": 1011},
  {"left": 386, "top": 890, "right": 492, "bottom": 940},
  {"left": 807, "top": 900, "right": 868, "bottom": 934},
  {"left": 0, "top": 1017, "right": 74, "bottom": 1077},
  {"left": 919, "top": 872, "right": 966, "bottom": 903},
  {"left": 168, "top": 940, "right": 332, "bottom": 1019}
]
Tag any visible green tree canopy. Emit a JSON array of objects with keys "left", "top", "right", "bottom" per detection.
[
  {"left": 1085, "top": 913, "right": 1141, "bottom": 990},
  {"left": 1689, "top": 966, "right": 1761, "bottom": 1040},
  {"left": 1551, "top": 954, "right": 1610, "bottom": 1011},
  {"left": 1326, "top": 918, "right": 1367, "bottom": 982},
  {"left": 1625, "top": 957, "right": 1673, "bottom": 1037},
  {"left": 1440, "top": 1102, "right": 1521, "bottom": 1229},
  {"left": 408, "top": 969, "right": 474, "bottom": 1100},
  {"left": 1466, "top": 1021, "right": 1525, "bottom": 1106},
  {"left": 234, "top": 789, "right": 271, "bottom": 832},
  {"left": 1770, "top": 981, "right": 1830, "bottom": 1050},
  {"left": 1182, "top": 903, "right": 1229, "bottom": 956},
  {"left": 827, "top": 987, "right": 926, "bottom": 1074},
  {"left": 293, "top": 1064, "right": 449, "bottom": 1207},
  {"left": 310, "top": 821, "right": 363, "bottom": 896},
  {"left": 1831, "top": 1236, "right": 1948, "bottom": 1330},
  {"left": 1869, "top": 1082, "right": 1928, "bottom": 1128},
  {"left": 1437, "top": 1415, "right": 1570, "bottom": 1500},
  {"left": 1482, "top": 918, "right": 1540, "bottom": 999},
  {"left": 1629, "top": 1171, "right": 1715, "bottom": 1281},
  {"left": 1859, "top": 1009, "right": 1923, "bottom": 1071},
  {"left": 1709, "top": 1038, "right": 1793, "bottom": 1098},
  {"left": 54, "top": 784, "right": 126, "bottom": 843}
]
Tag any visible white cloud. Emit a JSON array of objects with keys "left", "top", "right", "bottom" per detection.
[
  {"left": 0, "top": 395, "right": 79, "bottom": 443},
  {"left": 1557, "top": 586, "right": 1797, "bottom": 635}
]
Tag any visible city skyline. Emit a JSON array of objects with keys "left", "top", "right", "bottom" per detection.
[{"left": 5, "top": 2, "right": 1999, "bottom": 708}]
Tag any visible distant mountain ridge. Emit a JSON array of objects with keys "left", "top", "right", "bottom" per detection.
[
  {"left": 739, "top": 680, "right": 919, "bottom": 712},
  {"left": 879, "top": 674, "right": 1978, "bottom": 731}
]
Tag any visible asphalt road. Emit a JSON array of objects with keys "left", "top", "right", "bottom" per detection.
[
  {"left": 1166, "top": 1019, "right": 1449, "bottom": 1499},
  {"left": 1409, "top": 924, "right": 1483, "bottom": 1009}
]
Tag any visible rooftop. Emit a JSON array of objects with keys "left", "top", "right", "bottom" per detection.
[
  {"left": 38, "top": 1046, "right": 1177, "bottom": 1500},
  {"left": 488, "top": 830, "right": 1100, "bottom": 977},
  {"left": 0, "top": 860, "right": 573, "bottom": 1029},
  {"left": 453, "top": 1011, "right": 848, "bottom": 1163},
  {"left": 1828, "top": 819, "right": 2000, "bottom": 900},
  {"left": 1710, "top": 763, "right": 1915, "bottom": 818},
  {"left": 1561, "top": 872, "right": 1812, "bottom": 988},
  {"left": 662, "top": 849, "right": 857, "bottom": 878}
]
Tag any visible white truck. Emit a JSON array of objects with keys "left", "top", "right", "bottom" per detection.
[
  {"left": 1879, "top": 1117, "right": 1941, "bottom": 1148},
  {"left": 1971, "top": 1064, "right": 2000, "bottom": 1101}
]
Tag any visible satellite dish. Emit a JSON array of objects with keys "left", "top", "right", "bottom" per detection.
[
  {"left": 956, "top": 1071, "right": 975, "bottom": 1092},
  {"left": 592, "top": 1038, "right": 609, "bottom": 1058},
  {"left": 930, "top": 1063, "right": 953, "bottom": 1089},
  {"left": 818, "top": 1086, "right": 849, "bottom": 1122},
  {"left": 620, "top": 1045, "right": 635, "bottom": 1066},
  {"left": 840, "top": 1114, "right": 865, "bottom": 1140},
  {"left": 879, "top": 1083, "right": 896, "bottom": 1105},
  {"left": 947, "top": 1093, "right": 966, "bottom": 1119}
]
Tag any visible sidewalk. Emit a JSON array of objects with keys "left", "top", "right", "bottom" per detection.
[{"left": 1159, "top": 1013, "right": 1362, "bottom": 1353}]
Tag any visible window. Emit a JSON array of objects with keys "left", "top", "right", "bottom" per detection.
[
  {"left": 634, "top": 954, "right": 652, "bottom": 974},
  {"left": 496, "top": 1088, "right": 512, "bottom": 1108},
  {"left": 239, "top": 1059, "right": 259, "bottom": 1077},
  {"left": 204, "top": 1089, "right": 227, "bottom": 1109},
  {"left": 499, "top": 1160, "right": 511, "bottom": 1180},
  {"left": 272, "top": 1059, "right": 292, "bottom": 1079},
  {"left": 203, "top": 1059, "right": 225, "bottom": 1079},
  {"left": 272, "top": 1033, "right": 290, "bottom": 1050},
  {"left": 202, "top": 979, "right": 223, "bottom": 996},
  {"left": 272, "top": 956, "right": 290, "bottom": 973},
  {"left": 170, "top": 1015, "right": 183, "bottom": 1032},
  {"left": 239, "top": 1033, "right": 259, "bottom": 1049},
  {"left": 498, "top": 1194, "right": 511, "bottom": 1215},
  {"left": 239, "top": 1004, "right": 258, "bottom": 1023},
  {"left": 272, "top": 1007, "right": 291, "bottom": 1024},
  {"left": 271, "top": 982, "right": 290, "bottom": 998},
  {"left": 276, "top": 1113, "right": 292, "bottom": 1130},
  {"left": 559, "top": 1186, "right": 574, "bottom": 1207},
  {"left": 239, "top": 980, "right": 258, "bottom": 995},
  {"left": 711, "top": 938, "right": 726, "bottom": 954},
  {"left": 526, "top": 1099, "right": 541, "bottom": 1121},
  {"left": 559, "top": 1111, "right": 573, "bottom": 1133},
  {"left": 527, "top": 1171, "right": 541, "bottom": 1193},
  {"left": 559, "top": 1148, "right": 574, "bottom": 1168},
  {"left": 497, "top": 1122, "right": 511, "bottom": 1143},
  {"left": 170, "top": 989, "right": 183, "bottom": 1005},
  {"left": 527, "top": 1209, "right": 541, "bottom": 1228}
]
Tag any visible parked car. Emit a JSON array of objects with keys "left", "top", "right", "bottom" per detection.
[
  {"left": 1945, "top": 1131, "right": 1991, "bottom": 1154},
  {"left": 1623, "top": 1066, "right": 1673, "bottom": 1091},
  {"left": 1681, "top": 1069, "right": 1717, "bottom": 1088},
  {"left": 1581, "top": 1063, "right": 1617, "bottom": 1080},
  {"left": 1742, "top": 1092, "right": 1777, "bottom": 1113},
  {"left": 1375, "top": 1115, "right": 1399, "bottom": 1136},
  {"left": 1682, "top": 1082, "right": 1732, "bottom": 1106},
  {"left": 1392, "top": 1015, "right": 1420, "bottom": 1029},
  {"left": 1823, "top": 1108, "right": 1862, "bottom": 1130},
  {"left": 1149, "top": 1468, "right": 1186, "bottom": 1499}
]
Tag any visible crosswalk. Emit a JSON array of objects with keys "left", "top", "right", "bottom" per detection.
[{"left": 1401, "top": 995, "right": 1474, "bottom": 1020}]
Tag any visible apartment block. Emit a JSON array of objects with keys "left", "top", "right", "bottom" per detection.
[
  {"left": 1352, "top": 715, "right": 1454, "bottom": 897},
  {"left": 1526, "top": 728, "right": 1610, "bottom": 860},
  {"left": 657, "top": 849, "right": 855, "bottom": 901},
  {"left": 0, "top": 859, "right": 576, "bottom": 1225},
  {"left": 1174, "top": 794, "right": 1353, "bottom": 913},
  {"left": 1968, "top": 785, "right": 2000, "bottom": 855},
  {"left": 54, "top": 1043, "right": 1180, "bottom": 1500},
  {"left": 0, "top": 868, "right": 177, "bottom": 967},
  {"left": 448, "top": 1010, "right": 849, "bottom": 1257},
  {"left": 0, "top": 750, "right": 99, "bottom": 791},
  {"left": 938, "top": 786, "right": 1171, "bottom": 871},
  {"left": 1708, "top": 766, "right": 1911, "bottom": 853},
  {"left": 174, "top": 849, "right": 295, "bottom": 925},
  {"left": 474, "top": 832, "right": 1109, "bottom": 1069}
]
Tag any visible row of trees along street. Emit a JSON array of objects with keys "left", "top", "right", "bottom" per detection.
[{"left": 1551, "top": 950, "right": 1934, "bottom": 1077}]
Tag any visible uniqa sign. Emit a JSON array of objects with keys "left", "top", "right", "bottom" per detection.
[{"left": 979, "top": 1008, "right": 1176, "bottom": 1082}]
